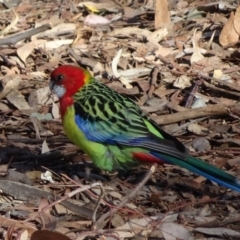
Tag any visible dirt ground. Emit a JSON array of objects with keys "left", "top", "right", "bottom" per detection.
[{"left": 1, "top": 0, "right": 240, "bottom": 239}]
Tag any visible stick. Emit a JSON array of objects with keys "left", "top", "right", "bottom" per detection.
[
  {"left": 0, "top": 24, "right": 51, "bottom": 45},
  {"left": 94, "top": 164, "right": 156, "bottom": 229},
  {"left": 92, "top": 184, "right": 105, "bottom": 228},
  {"left": 203, "top": 80, "right": 240, "bottom": 98},
  {"left": 153, "top": 104, "right": 231, "bottom": 125}
]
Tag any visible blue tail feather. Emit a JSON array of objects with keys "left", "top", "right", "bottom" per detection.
[{"left": 150, "top": 152, "right": 240, "bottom": 192}]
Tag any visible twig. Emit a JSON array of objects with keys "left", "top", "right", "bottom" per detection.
[
  {"left": 180, "top": 80, "right": 203, "bottom": 125},
  {"left": 0, "top": 53, "right": 16, "bottom": 67},
  {"left": 170, "top": 117, "right": 208, "bottom": 134},
  {"left": 202, "top": 80, "right": 240, "bottom": 98},
  {"left": 68, "top": 47, "right": 82, "bottom": 62},
  {"left": 157, "top": 54, "right": 185, "bottom": 73},
  {"left": 0, "top": 137, "right": 70, "bottom": 144},
  {"left": 63, "top": 174, "right": 153, "bottom": 222},
  {"left": 166, "top": 102, "right": 187, "bottom": 112},
  {"left": 63, "top": 174, "right": 110, "bottom": 206},
  {"left": 148, "top": 67, "right": 159, "bottom": 98},
  {"left": 92, "top": 184, "right": 105, "bottom": 228},
  {"left": 223, "top": 66, "right": 240, "bottom": 74},
  {"left": 40, "top": 181, "right": 102, "bottom": 213},
  {"left": 185, "top": 80, "right": 203, "bottom": 108},
  {"left": 198, "top": 71, "right": 240, "bottom": 93},
  {"left": 153, "top": 104, "right": 234, "bottom": 125},
  {"left": 68, "top": 48, "right": 98, "bottom": 68},
  {"left": 0, "top": 24, "right": 51, "bottom": 45},
  {"left": 67, "top": 229, "right": 120, "bottom": 239},
  {"left": 94, "top": 164, "right": 156, "bottom": 229}
]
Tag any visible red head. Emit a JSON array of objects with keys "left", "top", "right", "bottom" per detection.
[
  {"left": 49, "top": 65, "right": 92, "bottom": 116},
  {"left": 50, "top": 65, "right": 92, "bottom": 98}
]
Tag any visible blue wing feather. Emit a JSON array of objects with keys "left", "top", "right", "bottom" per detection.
[
  {"left": 75, "top": 115, "right": 148, "bottom": 144},
  {"left": 74, "top": 115, "right": 187, "bottom": 160}
]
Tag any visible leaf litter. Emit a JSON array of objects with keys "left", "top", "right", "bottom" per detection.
[{"left": 1, "top": 0, "right": 240, "bottom": 239}]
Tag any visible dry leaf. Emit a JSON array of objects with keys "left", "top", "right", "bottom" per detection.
[
  {"left": 190, "top": 46, "right": 205, "bottom": 64},
  {"left": 191, "top": 98, "right": 207, "bottom": 108},
  {"left": 148, "top": 28, "right": 168, "bottom": 43},
  {"left": 155, "top": 0, "right": 171, "bottom": 29},
  {"left": 41, "top": 140, "right": 50, "bottom": 154},
  {"left": 36, "top": 23, "right": 76, "bottom": 38},
  {"left": 173, "top": 75, "right": 191, "bottom": 89},
  {"left": 188, "top": 123, "right": 208, "bottom": 135},
  {"left": 158, "top": 222, "right": 191, "bottom": 240},
  {"left": 0, "top": 8, "right": 18, "bottom": 36},
  {"left": 213, "top": 69, "right": 223, "bottom": 79},
  {"left": 234, "top": 6, "right": 240, "bottom": 35},
  {"left": 84, "top": 14, "right": 111, "bottom": 25},
  {"left": 111, "top": 214, "right": 125, "bottom": 228},
  {"left": 0, "top": 74, "right": 21, "bottom": 100},
  {"left": 52, "top": 102, "right": 60, "bottom": 119},
  {"left": 195, "top": 227, "right": 240, "bottom": 238},
  {"left": 78, "top": 1, "right": 120, "bottom": 13},
  {"left": 31, "top": 230, "right": 71, "bottom": 240},
  {"left": 17, "top": 40, "right": 46, "bottom": 64},
  {"left": 115, "top": 217, "right": 158, "bottom": 238},
  {"left": 6, "top": 89, "right": 30, "bottom": 110},
  {"left": 19, "top": 229, "right": 28, "bottom": 240},
  {"left": 219, "top": 11, "right": 239, "bottom": 46},
  {"left": 41, "top": 171, "right": 54, "bottom": 183},
  {"left": 38, "top": 39, "right": 73, "bottom": 50},
  {"left": 112, "top": 49, "right": 132, "bottom": 89},
  {"left": 28, "top": 86, "right": 56, "bottom": 107},
  {"left": 109, "top": 27, "right": 151, "bottom": 38},
  {"left": 191, "top": 29, "right": 206, "bottom": 64},
  {"left": 192, "top": 137, "right": 211, "bottom": 152},
  {"left": 123, "top": 6, "right": 145, "bottom": 18}
]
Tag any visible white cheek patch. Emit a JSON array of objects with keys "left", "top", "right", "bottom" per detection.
[{"left": 52, "top": 84, "right": 66, "bottom": 98}]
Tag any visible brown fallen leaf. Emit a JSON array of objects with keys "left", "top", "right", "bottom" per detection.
[
  {"left": 31, "top": 230, "right": 71, "bottom": 240},
  {"left": 219, "top": 11, "right": 239, "bottom": 46},
  {"left": 233, "top": 6, "right": 240, "bottom": 35},
  {"left": 0, "top": 74, "right": 22, "bottom": 101},
  {"left": 155, "top": 0, "right": 171, "bottom": 29}
]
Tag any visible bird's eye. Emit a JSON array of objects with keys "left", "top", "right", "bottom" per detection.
[{"left": 56, "top": 74, "right": 64, "bottom": 82}]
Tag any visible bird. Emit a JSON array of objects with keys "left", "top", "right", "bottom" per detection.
[{"left": 49, "top": 65, "right": 240, "bottom": 192}]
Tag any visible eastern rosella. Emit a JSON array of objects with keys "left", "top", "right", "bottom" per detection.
[{"left": 49, "top": 65, "right": 240, "bottom": 192}]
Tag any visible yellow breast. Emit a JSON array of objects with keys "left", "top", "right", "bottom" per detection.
[{"left": 62, "top": 105, "right": 105, "bottom": 157}]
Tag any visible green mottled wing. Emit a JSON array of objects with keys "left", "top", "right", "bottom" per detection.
[{"left": 72, "top": 79, "right": 187, "bottom": 160}]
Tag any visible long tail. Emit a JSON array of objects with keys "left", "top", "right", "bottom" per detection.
[{"left": 150, "top": 152, "right": 240, "bottom": 192}]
